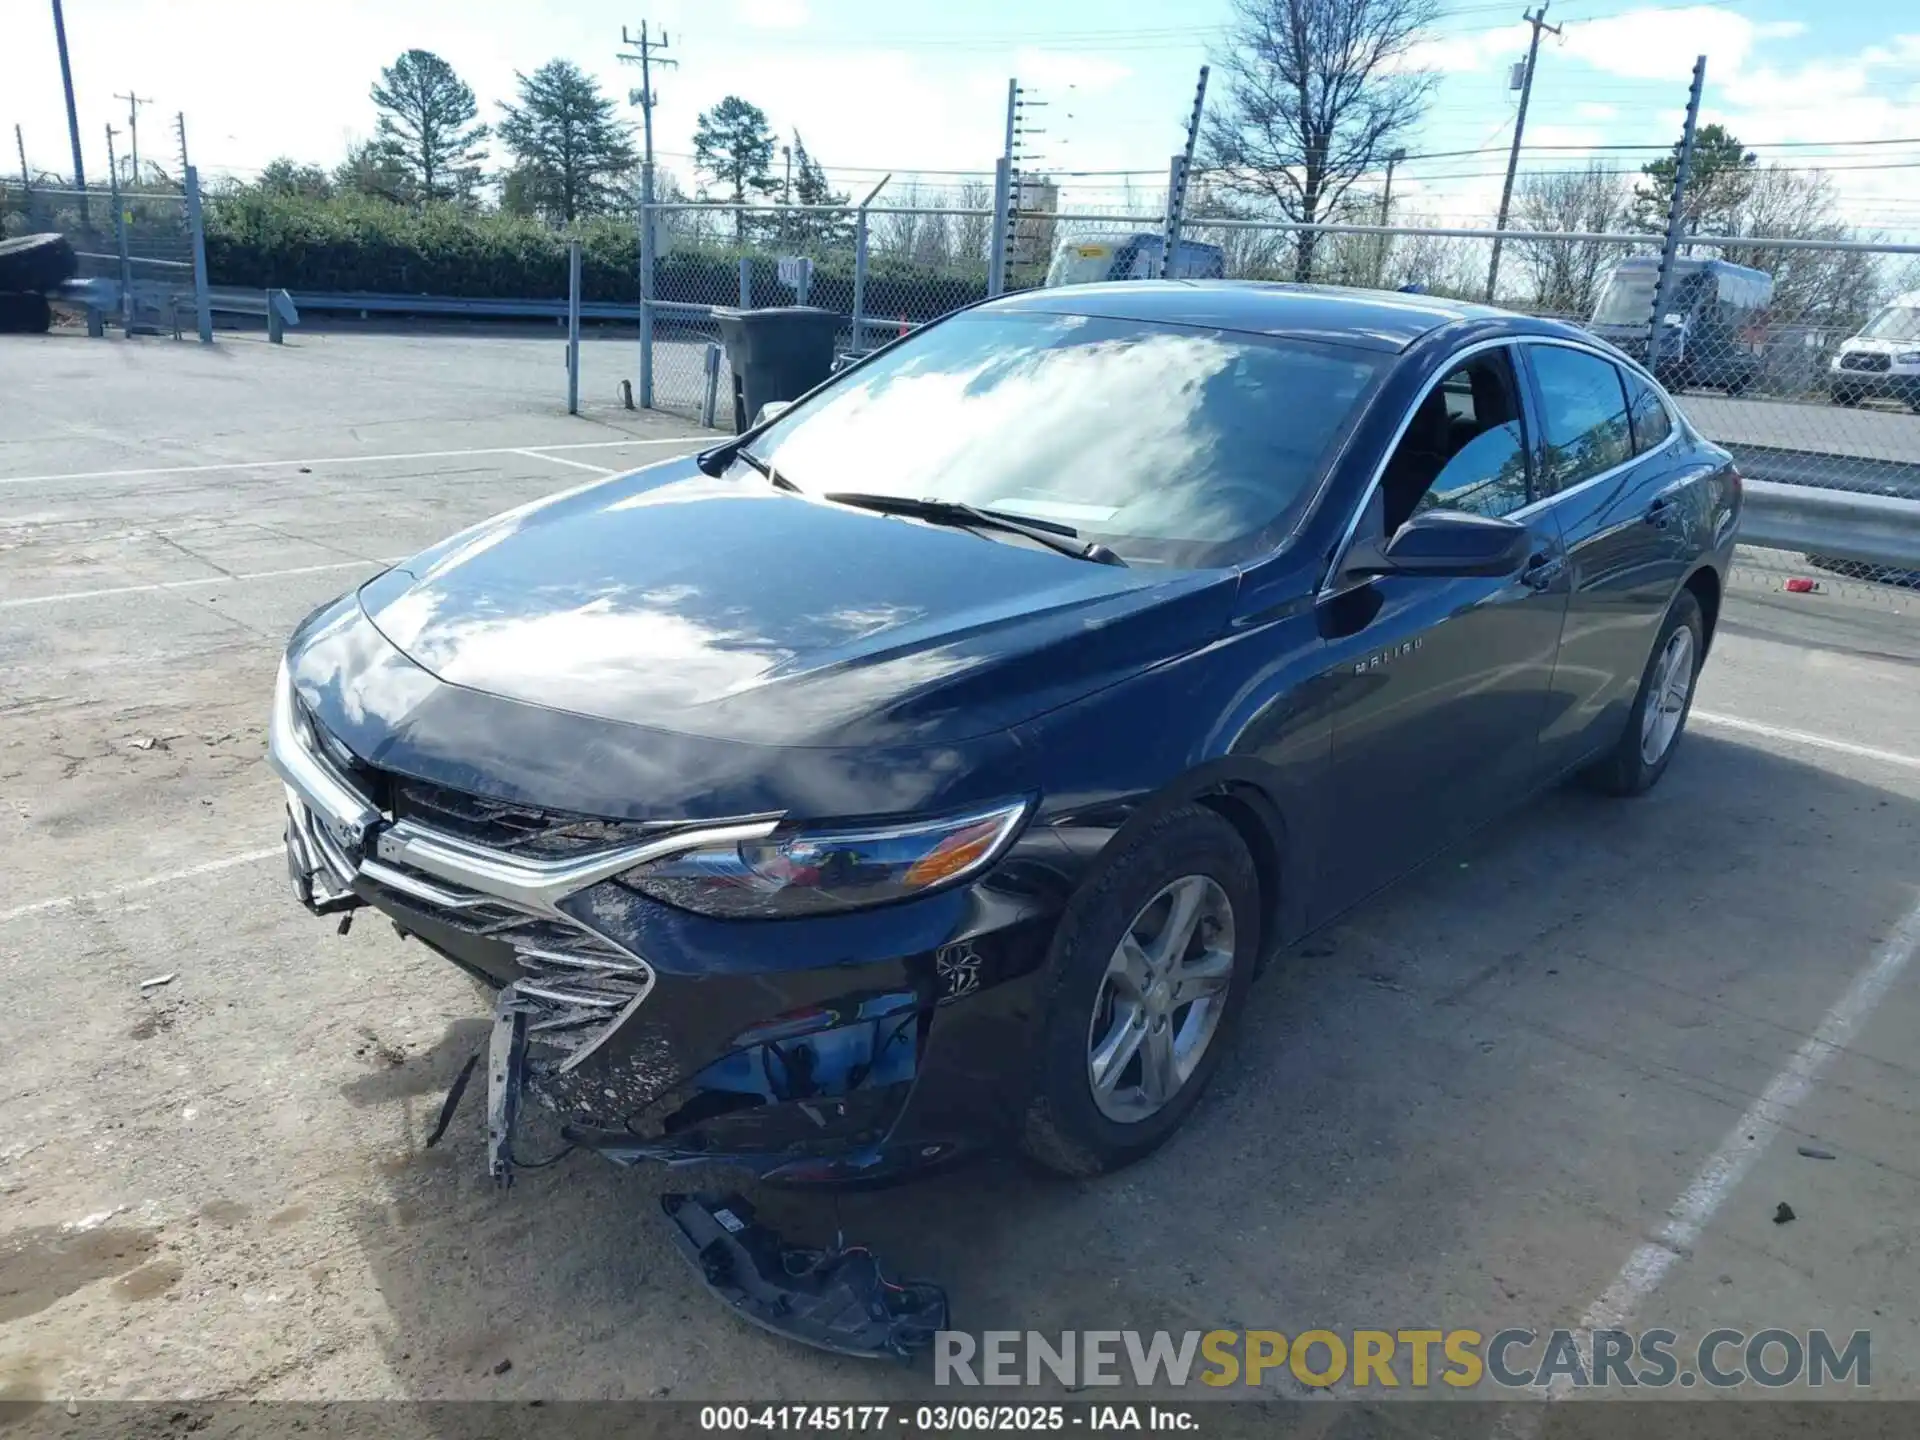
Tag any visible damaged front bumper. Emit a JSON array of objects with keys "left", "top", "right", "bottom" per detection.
[{"left": 271, "top": 663, "right": 1059, "bottom": 1188}]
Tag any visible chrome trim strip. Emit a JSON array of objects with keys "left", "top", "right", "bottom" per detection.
[
  {"left": 376, "top": 815, "right": 781, "bottom": 920},
  {"left": 268, "top": 659, "right": 381, "bottom": 847},
  {"left": 511, "top": 945, "right": 646, "bottom": 973},
  {"left": 1318, "top": 333, "right": 1683, "bottom": 598},
  {"left": 357, "top": 856, "right": 497, "bottom": 912}
]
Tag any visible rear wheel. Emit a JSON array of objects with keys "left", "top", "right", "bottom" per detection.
[
  {"left": 0, "top": 292, "right": 52, "bottom": 334},
  {"left": 1584, "top": 590, "right": 1705, "bottom": 797},
  {"left": 1019, "top": 805, "right": 1259, "bottom": 1178},
  {"left": 1831, "top": 386, "right": 1860, "bottom": 407}
]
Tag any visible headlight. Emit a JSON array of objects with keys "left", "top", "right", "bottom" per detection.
[
  {"left": 621, "top": 799, "right": 1030, "bottom": 919},
  {"left": 1896, "top": 351, "right": 1920, "bottom": 365}
]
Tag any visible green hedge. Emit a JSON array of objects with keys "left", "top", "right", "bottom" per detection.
[{"left": 204, "top": 192, "right": 994, "bottom": 323}]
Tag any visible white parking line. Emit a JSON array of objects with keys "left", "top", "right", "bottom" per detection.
[
  {"left": 1693, "top": 710, "right": 1920, "bottom": 773},
  {"left": 1490, "top": 888, "right": 1920, "bottom": 1430},
  {"left": 0, "top": 846, "right": 284, "bottom": 925},
  {"left": 1577, "top": 892, "right": 1920, "bottom": 1334},
  {"left": 0, "top": 556, "right": 403, "bottom": 610},
  {"left": 0, "top": 435, "right": 704, "bottom": 488},
  {"left": 511, "top": 448, "right": 615, "bottom": 475}
]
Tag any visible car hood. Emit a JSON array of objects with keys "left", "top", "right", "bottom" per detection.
[{"left": 357, "top": 456, "right": 1237, "bottom": 748}]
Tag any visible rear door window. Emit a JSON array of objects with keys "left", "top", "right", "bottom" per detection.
[
  {"left": 1622, "top": 370, "right": 1674, "bottom": 454},
  {"left": 1528, "top": 345, "right": 1633, "bottom": 492}
]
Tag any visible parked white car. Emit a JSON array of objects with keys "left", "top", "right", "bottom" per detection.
[{"left": 1828, "top": 290, "right": 1920, "bottom": 409}]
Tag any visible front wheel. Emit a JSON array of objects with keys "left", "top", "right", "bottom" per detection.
[
  {"left": 1584, "top": 590, "right": 1705, "bottom": 797},
  {"left": 1018, "top": 805, "right": 1259, "bottom": 1178}
]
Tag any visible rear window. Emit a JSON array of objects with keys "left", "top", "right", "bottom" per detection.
[
  {"left": 1529, "top": 345, "right": 1633, "bottom": 492},
  {"left": 755, "top": 310, "right": 1384, "bottom": 567},
  {"left": 1623, "top": 370, "right": 1674, "bottom": 454}
]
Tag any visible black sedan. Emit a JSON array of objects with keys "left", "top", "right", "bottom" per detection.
[{"left": 271, "top": 282, "right": 1739, "bottom": 1186}]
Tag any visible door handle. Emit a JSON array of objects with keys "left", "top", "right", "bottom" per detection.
[
  {"left": 1521, "top": 553, "right": 1565, "bottom": 591},
  {"left": 1644, "top": 496, "right": 1674, "bottom": 529}
]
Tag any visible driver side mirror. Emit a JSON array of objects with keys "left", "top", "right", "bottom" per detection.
[{"left": 1342, "top": 499, "right": 1533, "bottom": 582}]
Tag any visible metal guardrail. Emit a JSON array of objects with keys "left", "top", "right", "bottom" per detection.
[
  {"left": 1728, "top": 444, "right": 1920, "bottom": 501},
  {"left": 1739, "top": 479, "right": 1920, "bottom": 575},
  {"left": 288, "top": 291, "right": 708, "bottom": 322}
]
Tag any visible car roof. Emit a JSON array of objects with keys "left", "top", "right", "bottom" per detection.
[{"left": 984, "top": 280, "right": 1520, "bottom": 353}]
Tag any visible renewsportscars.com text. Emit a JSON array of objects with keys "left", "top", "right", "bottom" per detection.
[{"left": 934, "top": 1327, "right": 1871, "bottom": 1390}]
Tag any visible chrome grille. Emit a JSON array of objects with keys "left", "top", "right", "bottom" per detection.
[
  {"left": 1839, "top": 352, "right": 1892, "bottom": 373},
  {"left": 391, "top": 779, "right": 659, "bottom": 860}
]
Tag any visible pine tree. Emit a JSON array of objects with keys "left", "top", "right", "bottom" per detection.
[
  {"left": 369, "top": 50, "right": 489, "bottom": 205},
  {"left": 497, "top": 61, "right": 638, "bottom": 223},
  {"left": 788, "top": 132, "right": 852, "bottom": 247},
  {"left": 693, "top": 96, "right": 778, "bottom": 242}
]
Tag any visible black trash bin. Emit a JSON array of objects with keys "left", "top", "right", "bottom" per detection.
[{"left": 711, "top": 306, "right": 842, "bottom": 433}]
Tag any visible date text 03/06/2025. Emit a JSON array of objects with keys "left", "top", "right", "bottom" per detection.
[{"left": 698, "top": 1405, "right": 1199, "bottom": 1432}]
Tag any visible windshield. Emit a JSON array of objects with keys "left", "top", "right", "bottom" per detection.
[
  {"left": 1591, "top": 270, "right": 1660, "bottom": 327},
  {"left": 751, "top": 310, "right": 1384, "bottom": 567},
  {"left": 1859, "top": 305, "right": 1920, "bottom": 342}
]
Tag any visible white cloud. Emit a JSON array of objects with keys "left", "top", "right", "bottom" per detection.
[
  {"left": 734, "top": 0, "right": 809, "bottom": 30},
  {"left": 1558, "top": 7, "right": 1770, "bottom": 84},
  {"left": 1575, "top": 102, "right": 1618, "bottom": 121}
]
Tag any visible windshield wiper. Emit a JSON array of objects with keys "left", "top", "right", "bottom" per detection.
[
  {"left": 731, "top": 448, "right": 802, "bottom": 493},
  {"left": 822, "top": 492, "right": 1126, "bottom": 566}
]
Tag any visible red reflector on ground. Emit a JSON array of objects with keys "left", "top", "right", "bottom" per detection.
[{"left": 1785, "top": 577, "right": 1818, "bottom": 593}]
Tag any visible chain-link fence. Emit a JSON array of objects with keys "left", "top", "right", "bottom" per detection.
[
  {"left": 2, "top": 177, "right": 204, "bottom": 334},
  {"left": 625, "top": 201, "right": 1916, "bottom": 599}
]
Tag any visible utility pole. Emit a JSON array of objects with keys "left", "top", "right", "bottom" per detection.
[
  {"left": 115, "top": 90, "right": 154, "bottom": 183},
  {"left": 1646, "top": 56, "right": 1707, "bottom": 377},
  {"left": 618, "top": 22, "right": 675, "bottom": 410},
  {"left": 617, "top": 22, "right": 675, "bottom": 177},
  {"left": 50, "top": 0, "right": 89, "bottom": 229},
  {"left": 14, "top": 124, "right": 29, "bottom": 189},
  {"left": 1485, "top": 3, "right": 1561, "bottom": 302},
  {"left": 1373, "top": 147, "right": 1406, "bottom": 287},
  {"left": 174, "top": 111, "right": 190, "bottom": 175}
]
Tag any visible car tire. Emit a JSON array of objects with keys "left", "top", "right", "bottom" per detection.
[
  {"left": 0, "top": 292, "right": 53, "bottom": 334},
  {"left": 0, "top": 233, "right": 78, "bottom": 293},
  {"left": 1018, "top": 804, "right": 1260, "bottom": 1178},
  {"left": 1831, "top": 387, "right": 1860, "bottom": 407},
  {"left": 1584, "top": 589, "right": 1705, "bottom": 798}
]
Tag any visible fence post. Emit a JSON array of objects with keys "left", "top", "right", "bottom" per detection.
[
  {"left": 183, "top": 165, "right": 213, "bottom": 343},
  {"left": 987, "top": 156, "right": 1011, "bottom": 298},
  {"left": 849, "top": 176, "right": 887, "bottom": 358},
  {"left": 739, "top": 255, "right": 751, "bottom": 308},
  {"left": 566, "top": 238, "right": 582, "bottom": 415},
  {"left": 1647, "top": 55, "right": 1707, "bottom": 378},
  {"left": 638, "top": 160, "right": 656, "bottom": 410},
  {"left": 852, "top": 210, "right": 869, "bottom": 350},
  {"left": 106, "top": 130, "right": 132, "bottom": 333}
]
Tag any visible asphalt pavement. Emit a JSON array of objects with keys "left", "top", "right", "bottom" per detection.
[{"left": 1, "top": 329, "right": 1916, "bottom": 1416}]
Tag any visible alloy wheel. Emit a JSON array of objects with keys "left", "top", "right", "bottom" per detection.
[
  {"left": 1085, "top": 875, "right": 1237, "bottom": 1124},
  {"left": 1640, "top": 625, "right": 1696, "bottom": 766}
]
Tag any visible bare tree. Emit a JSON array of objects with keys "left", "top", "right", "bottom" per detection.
[
  {"left": 1383, "top": 214, "right": 1480, "bottom": 298},
  {"left": 1718, "top": 167, "right": 1881, "bottom": 332},
  {"left": 1511, "top": 162, "right": 1634, "bottom": 317},
  {"left": 1200, "top": 0, "right": 1438, "bottom": 282},
  {"left": 953, "top": 178, "right": 994, "bottom": 268},
  {"left": 875, "top": 182, "right": 928, "bottom": 261}
]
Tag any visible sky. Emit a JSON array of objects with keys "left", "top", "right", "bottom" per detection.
[{"left": 5, "top": 0, "right": 1919, "bottom": 238}]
